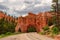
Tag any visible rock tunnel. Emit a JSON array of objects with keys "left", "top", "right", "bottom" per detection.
[{"left": 15, "top": 12, "right": 53, "bottom": 33}]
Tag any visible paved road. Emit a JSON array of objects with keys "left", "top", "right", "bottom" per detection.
[{"left": 0, "top": 32, "right": 54, "bottom": 40}]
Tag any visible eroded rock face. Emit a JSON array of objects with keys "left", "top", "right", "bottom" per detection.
[
  {"left": 0, "top": 11, "right": 54, "bottom": 32},
  {"left": 15, "top": 12, "right": 54, "bottom": 32},
  {"left": 0, "top": 11, "right": 16, "bottom": 22}
]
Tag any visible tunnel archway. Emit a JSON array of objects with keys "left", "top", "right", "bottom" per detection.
[
  {"left": 27, "top": 25, "right": 37, "bottom": 32},
  {"left": 18, "top": 28, "right": 21, "bottom": 32}
]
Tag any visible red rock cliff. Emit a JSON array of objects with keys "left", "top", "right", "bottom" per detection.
[{"left": 15, "top": 12, "right": 54, "bottom": 32}]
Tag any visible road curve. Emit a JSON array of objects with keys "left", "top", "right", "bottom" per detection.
[{"left": 0, "top": 32, "right": 54, "bottom": 40}]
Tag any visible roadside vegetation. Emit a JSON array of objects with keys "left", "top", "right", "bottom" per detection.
[
  {"left": 39, "top": 0, "right": 60, "bottom": 38},
  {"left": 0, "top": 32, "right": 21, "bottom": 38},
  {"left": 39, "top": 16, "right": 60, "bottom": 38},
  {"left": 0, "top": 18, "right": 19, "bottom": 38}
]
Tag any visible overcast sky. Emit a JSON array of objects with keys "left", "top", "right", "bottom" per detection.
[
  {"left": 0, "top": 0, "right": 53, "bottom": 17},
  {"left": 58, "top": 0, "right": 60, "bottom": 3}
]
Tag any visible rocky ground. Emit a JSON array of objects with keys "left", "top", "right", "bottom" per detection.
[{"left": 0, "top": 32, "right": 55, "bottom": 40}]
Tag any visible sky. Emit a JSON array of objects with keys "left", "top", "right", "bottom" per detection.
[
  {"left": 0, "top": 0, "right": 53, "bottom": 17},
  {"left": 58, "top": 0, "right": 60, "bottom": 3}
]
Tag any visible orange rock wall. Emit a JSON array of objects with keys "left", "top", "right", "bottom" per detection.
[
  {"left": 0, "top": 11, "right": 16, "bottom": 22},
  {"left": 0, "top": 11, "right": 54, "bottom": 32},
  {"left": 15, "top": 12, "right": 54, "bottom": 32}
]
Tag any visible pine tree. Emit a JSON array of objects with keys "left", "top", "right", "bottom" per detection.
[{"left": 52, "top": 0, "right": 60, "bottom": 28}]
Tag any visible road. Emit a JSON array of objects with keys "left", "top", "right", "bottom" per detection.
[{"left": 0, "top": 32, "right": 54, "bottom": 40}]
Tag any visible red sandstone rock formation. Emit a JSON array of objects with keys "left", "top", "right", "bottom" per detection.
[
  {"left": 0, "top": 11, "right": 16, "bottom": 22},
  {"left": 0, "top": 11, "right": 5, "bottom": 19},
  {"left": 15, "top": 12, "right": 54, "bottom": 33},
  {"left": 0, "top": 11, "right": 55, "bottom": 32}
]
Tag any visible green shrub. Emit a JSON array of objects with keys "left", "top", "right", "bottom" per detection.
[
  {"left": 48, "top": 16, "right": 57, "bottom": 26},
  {"left": 0, "top": 18, "right": 16, "bottom": 34},
  {"left": 52, "top": 16, "right": 57, "bottom": 25},
  {"left": 39, "top": 25, "right": 60, "bottom": 36},
  {"left": 43, "top": 25, "right": 49, "bottom": 31},
  {"left": 27, "top": 26, "right": 36, "bottom": 32},
  {"left": 40, "top": 26, "right": 51, "bottom": 35},
  {"left": 5, "top": 32, "right": 12, "bottom": 35},
  {"left": 51, "top": 27, "right": 59, "bottom": 34},
  {"left": 39, "top": 32, "right": 46, "bottom": 35}
]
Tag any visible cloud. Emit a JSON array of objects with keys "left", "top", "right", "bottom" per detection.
[
  {"left": 58, "top": 0, "right": 60, "bottom": 3},
  {"left": 0, "top": 5, "right": 7, "bottom": 9},
  {"left": 0, "top": 4, "right": 9, "bottom": 12},
  {"left": 0, "top": 0, "right": 53, "bottom": 17},
  {"left": 8, "top": 0, "right": 16, "bottom": 2},
  {"left": 0, "top": 0, "right": 4, "bottom": 2}
]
